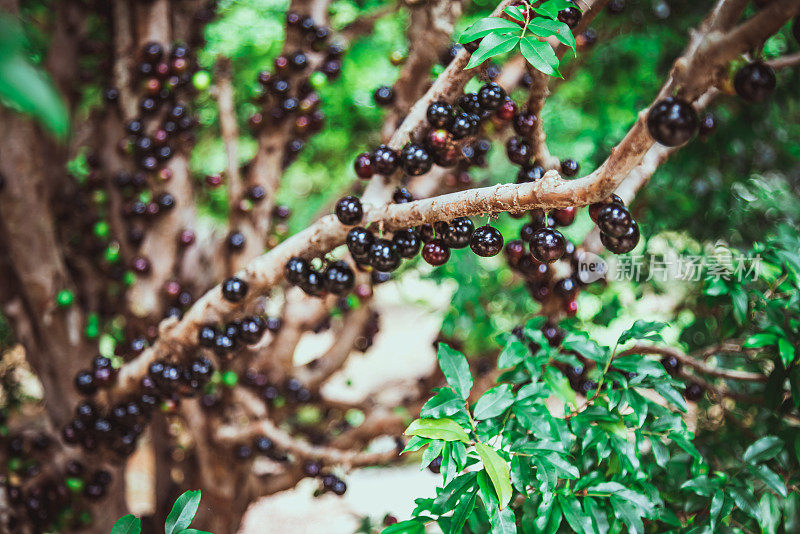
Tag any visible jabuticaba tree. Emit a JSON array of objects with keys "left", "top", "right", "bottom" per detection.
[{"left": 0, "top": 0, "right": 799, "bottom": 532}]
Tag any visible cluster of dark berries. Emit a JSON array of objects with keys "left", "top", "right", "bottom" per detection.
[
  {"left": 353, "top": 82, "right": 512, "bottom": 180},
  {"left": 3, "top": 453, "right": 111, "bottom": 532},
  {"left": 115, "top": 42, "right": 199, "bottom": 174},
  {"left": 284, "top": 257, "right": 356, "bottom": 297},
  {"left": 231, "top": 434, "right": 288, "bottom": 463},
  {"left": 660, "top": 355, "right": 705, "bottom": 402},
  {"left": 341, "top": 217, "right": 503, "bottom": 275},
  {"left": 65, "top": 357, "right": 214, "bottom": 455},
  {"left": 589, "top": 194, "right": 640, "bottom": 254},
  {"left": 505, "top": 226, "right": 586, "bottom": 316},
  {"left": 73, "top": 355, "right": 118, "bottom": 396},
  {"left": 198, "top": 315, "right": 279, "bottom": 358},
  {"left": 242, "top": 370, "right": 313, "bottom": 405},
  {"left": 249, "top": 12, "right": 342, "bottom": 167},
  {"left": 303, "top": 460, "right": 347, "bottom": 496}
]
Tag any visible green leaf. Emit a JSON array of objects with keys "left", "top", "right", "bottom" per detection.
[
  {"left": 421, "top": 440, "right": 445, "bottom": 470},
  {"left": 489, "top": 505, "right": 518, "bottom": 534},
  {"left": 434, "top": 472, "right": 478, "bottom": 510},
  {"left": 437, "top": 344, "right": 473, "bottom": 400},
  {"left": 534, "top": 0, "right": 577, "bottom": 19},
  {"left": 526, "top": 18, "right": 576, "bottom": 53},
  {"left": 465, "top": 33, "right": 520, "bottom": 70},
  {"left": 618, "top": 320, "right": 668, "bottom": 345},
  {"left": 402, "top": 436, "right": 431, "bottom": 454},
  {"left": 504, "top": 5, "right": 525, "bottom": 22},
  {"left": 474, "top": 384, "right": 514, "bottom": 419},
  {"left": 0, "top": 55, "right": 69, "bottom": 139},
  {"left": 750, "top": 464, "right": 788, "bottom": 497},
  {"left": 653, "top": 382, "right": 687, "bottom": 412},
  {"left": 165, "top": 490, "right": 201, "bottom": 534},
  {"left": 110, "top": 514, "right": 141, "bottom": 534},
  {"left": 498, "top": 339, "right": 529, "bottom": 368},
  {"left": 650, "top": 438, "right": 669, "bottom": 467},
  {"left": 742, "top": 333, "right": 778, "bottom": 348},
  {"left": 730, "top": 286, "right": 748, "bottom": 324},
  {"left": 519, "top": 36, "right": 560, "bottom": 78},
  {"left": 585, "top": 482, "right": 654, "bottom": 513},
  {"left": 381, "top": 519, "right": 425, "bottom": 534},
  {"left": 558, "top": 495, "right": 592, "bottom": 532},
  {"left": 561, "top": 335, "right": 608, "bottom": 363},
  {"left": 476, "top": 443, "right": 513, "bottom": 509},
  {"left": 458, "top": 17, "right": 522, "bottom": 44},
  {"left": 421, "top": 388, "right": 466, "bottom": 419},
  {"left": 727, "top": 486, "right": 761, "bottom": 521},
  {"left": 743, "top": 436, "right": 784, "bottom": 464},
  {"left": 449, "top": 489, "right": 478, "bottom": 534},
  {"left": 405, "top": 418, "right": 471, "bottom": 443},
  {"left": 778, "top": 337, "right": 796, "bottom": 367}
]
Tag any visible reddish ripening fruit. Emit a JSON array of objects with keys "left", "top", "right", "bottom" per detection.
[
  {"left": 354, "top": 152, "right": 373, "bottom": 178},
  {"left": 647, "top": 97, "right": 698, "bottom": 147},
  {"left": 530, "top": 228, "right": 566, "bottom": 263},
  {"left": 422, "top": 239, "right": 450, "bottom": 266},
  {"left": 588, "top": 194, "right": 624, "bottom": 222},
  {"left": 470, "top": 225, "right": 504, "bottom": 257},
  {"left": 495, "top": 98, "right": 517, "bottom": 121},
  {"left": 552, "top": 206, "right": 577, "bottom": 226},
  {"left": 426, "top": 129, "right": 452, "bottom": 151}
]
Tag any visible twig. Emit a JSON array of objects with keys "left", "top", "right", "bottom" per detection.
[{"left": 617, "top": 343, "right": 766, "bottom": 382}]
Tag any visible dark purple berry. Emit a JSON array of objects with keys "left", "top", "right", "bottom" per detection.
[
  {"left": 530, "top": 228, "right": 566, "bottom": 263},
  {"left": 470, "top": 225, "right": 503, "bottom": 257},
  {"left": 335, "top": 195, "right": 363, "bottom": 225},
  {"left": 647, "top": 97, "right": 698, "bottom": 147}
]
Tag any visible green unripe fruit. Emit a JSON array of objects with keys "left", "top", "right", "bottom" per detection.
[
  {"left": 193, "top": 70, "right": 211, "bottom": 91},
  {"left": 56, "top": 289, "right": 75, "bottom": 307}
]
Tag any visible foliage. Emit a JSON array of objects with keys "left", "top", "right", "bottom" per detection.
[
  {"left": 390, "top": 326, "right": 796, "bottom": 533},
  {"left": 110, "top": 491, "right": 210, "bottom": 534},
  {"left": 458, "top": 0, "right": 578, "bottom": 75},
  {"left": 0, "top": 13, "right": 69, "bottom": 138}
]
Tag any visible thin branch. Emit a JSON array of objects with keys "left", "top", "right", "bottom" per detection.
[
  {"left": 617, "top": 343, "right": 766, "bottom": 382},
  {"left": 216, "top": 418, "right": 399, "bottom": 468},
  {"left": 216, "top": 57, "right": 243, "bottom": 218},
  {"left": 767, "top": 51, "right": 800, "bottom": 70}
]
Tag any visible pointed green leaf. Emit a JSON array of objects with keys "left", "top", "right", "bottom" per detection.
[
  {"left": 405, "top": 418, "right": 471, "bottom": 443},
  {"left": 778, "top": 337, "right": 796, "bottom": 367},
  {"left": 381, "top": 519, "right": 425, "bottom": 534},
  {"left": 465, "top": 33, "right": 520, "bottom": 70},
  {"left": 449, "top": 489, "right": 478, "bottom": 534},
  {"left": 558, "top": 495, "right": 592, "bottom": 533},
  {"left": 750, "top": 464, "right": 788, "bottom": 497},
  {"left": 476, "top": 443, "right": 513, "bottom": 509},
  {"left": 474, "top": 384, "right": 514, "bottom": 420},
  {"left": 498, "top": 339, "right": 529, "bottom": 368},
  {"left": 534, "top": 0, "right": 577, "bottom": 19},
  {"left": 165, "top": 490, "right": 201, "bottom": 534},
  {"left": 526, "top": 18, "right": 576, "bottom": 53},
  {"left": 727, "top": 486, "right": 761, "bottom": 521},
  {"left": 742, "top": 333, "right": 778, "bottom": 349},
  {"left": 458, "top": 17, "right": 522, "bottom": 44},
  {"left": 0, "top": 55, "right": 69, "bottom": 139},
  {"left": 421, "top": 440, "right": 445, "bottom": 470},
  {"left": 434, "top": 472, "right": 478, "bottom": 510},
  {"left": 653, "top": 382, "right": 687, "bottom": 412},
  {"left": 110, "top": 514, "right": 141, "bottom": 534},
  {"left": 618, "top": 320, "right": 668, "bottom": 345},
  {"left": 421, "top": 388, "right": 466, "bottom": 418},
  {"left": 743, "top": 436, "right": 784, "bottom": 464},
  {"left": 437, "top": 344, "right": 473, "bottom": 400},
  {"left": 519, "top": 36, "right": 560, "bottom": 78},
  {"left": 504, "top": 6, "right": 525, "bottom": 21}
]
